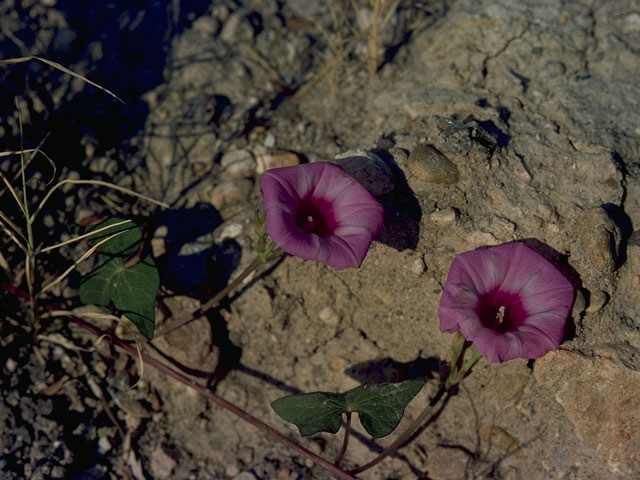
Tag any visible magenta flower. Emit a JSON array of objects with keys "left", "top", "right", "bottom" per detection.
[
  {"left": 260, "top": 162, "right": 384, "bottom": 270},
  {"left": 438, "top": 242, "right": 574, "bottom": 363}
]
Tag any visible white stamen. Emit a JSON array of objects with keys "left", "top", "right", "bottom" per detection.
[
  {"left": 307, "top": 215, "right": 314, "bottom": 223},
  {"left": 496, "top": 305, "right": 506, "bottom": 324}
]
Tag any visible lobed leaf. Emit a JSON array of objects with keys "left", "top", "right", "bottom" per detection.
[{"left": 271, "top": 380, "right": 424, "bottom": 438}]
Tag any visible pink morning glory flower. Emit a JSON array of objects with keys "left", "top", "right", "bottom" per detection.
[
  {"left": 438, "top": 242, "right": 575, "bottom": 363},
  {"left": 260, "top": 162, "right": 384, "bottom": 270}
]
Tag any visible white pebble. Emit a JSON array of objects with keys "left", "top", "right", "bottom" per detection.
[{"left": 411, "top": 257, "right": 426, "bottom": 276}]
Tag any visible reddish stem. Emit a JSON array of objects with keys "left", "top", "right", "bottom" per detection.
[
  {"left": 3, "top": 283, "right": 357, "bottom": 480},
  {"left": 334, "top": 411, "right": 352, "bottom": 467}
]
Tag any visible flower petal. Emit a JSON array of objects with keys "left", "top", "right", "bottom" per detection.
[
  {"left": 260, "top": 162, "right": 384, "bottom": 269},
  {"left": 438, "top": 242, "right": 575, "bottom": 362}
]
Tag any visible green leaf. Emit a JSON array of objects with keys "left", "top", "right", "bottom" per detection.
[
  {"left": 271, "top": 392, "right": 346, "bottom": 436},
  {"left": 81, "top": 217, "right": 141, "bottom": 255},
  {"left": 344, "top": 380, "right": 424, "bottom": 438},
  {"left": 78, "top": 217, "right": 158, "bottom": 339},
  {"left": 271, "top": 380, "right": 424, "bottom": 438}
]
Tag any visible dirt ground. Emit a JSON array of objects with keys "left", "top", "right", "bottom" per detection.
[{"left": 1, "top": 0, "right": 639, "bottom": 479}]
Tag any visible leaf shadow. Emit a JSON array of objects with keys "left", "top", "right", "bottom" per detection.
[{"left": 153, "top": 203, "right": 242, "bottom": 301}]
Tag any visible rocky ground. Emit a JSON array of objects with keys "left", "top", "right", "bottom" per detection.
[{"left": 1, "top": 0, "right": 639, "bottom": 479}]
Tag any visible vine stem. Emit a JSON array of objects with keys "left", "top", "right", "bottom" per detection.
[
  {"left": 335, "top": 412, "right": 352, "bottom": 467},
  {"left": 2, "top": 283, "right": 357, "bottom": 480}
]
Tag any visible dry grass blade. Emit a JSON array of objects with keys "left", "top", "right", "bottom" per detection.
[
  {"left": 0, "top": 249, "right": 11, "bottom": 278},
  {"left": 0, "top": 216, "right": 28, "bottom": 252},
  {"left": 61, "top": 310, "right": 144, "bottom": 389},
  {"left": 380, "top": 0, "right": 401, "bottom": 30},
  {"left": 0, "top": 133, "right": 53, "bottom": 197},
  {"left": 38, "top": 229, "right": 127, "bottom": 296},
  {"left": 0, "top": 166, "right": 26, "bottom": 216},
  {"left": 0, "top": 56, "right": 124, "bottom": 104},
  {"left": 39, "top": 218, "right": 133, "bottom": 254},
  {"left": 31, "top": 179, "right": 169, "bottom": 224}
]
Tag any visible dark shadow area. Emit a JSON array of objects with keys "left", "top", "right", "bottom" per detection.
[
  {"left": 1, "top": 2, "right": 209, "bottom": 173},
  {"left": 345, "top": 356, "right": 440, "bottom": 385},
  {"left": 603, "top": 202, "right": 632, "bottom": 270},
  {"left": 236, "top": 364, "right": 305, "bottom": 396},
  {"left": 154, "top": 203, "right": 242, "bottom": 300},
  {"left": 371, "top": 148, "right": 422, "bottom": 251}
]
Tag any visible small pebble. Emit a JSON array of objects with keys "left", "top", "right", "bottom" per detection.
[
  {"left": 407, "top": 144, "right": 460, "bottom": 185},
  {"left": 209, "top": 179, "right": 253, "bottom": 209},
  {"left": 430, "top": 208, "right": 457, "bottom": 225},
  {"left": 334, "top": 149, "right": 395, "bottom": 195},
  {"left": 220, "top": 12, "right": 254, "bottom": 44},
  {"left": 192, "top": 16, "right": 219, "bottom": 35},
  {"left": 97, "top": 436, "right": 112, "bottom": 454},
  {"left": 411, "top": 257, "right": 426, "bottom": 276},
  {"left": 318, "top": 306, "right": 340, "bottom": 326},
  {"left": 264, "top": 133, "right": 276, "bottom": 147},
  {"left": 5, "top": 358, "right": 17, "bottom": 373},
  {"left": 586, "top": 290, "right": 608, "bottom": 313}
]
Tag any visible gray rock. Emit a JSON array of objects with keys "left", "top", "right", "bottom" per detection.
[
  {"left": 407, "top": 144, "right": 460, "bottom": 185},
  {"left": 334, "top": 149, "right": 395, "bottom": 195}
]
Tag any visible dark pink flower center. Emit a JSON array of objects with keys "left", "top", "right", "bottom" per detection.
[
  {"left": 476, "top": 287, "right": 528, "bottom": 333},
  {"left": 295, "top": 197, "right": 337, "bottom": 237}
]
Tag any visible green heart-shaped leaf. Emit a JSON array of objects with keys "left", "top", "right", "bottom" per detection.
[
  {"left": 344, "top": 380, "right": 424, "bottom": 438},
  {"left": 78, "top": 218, "right": 158, "bottom": 339},
  {"left": 272, "top": 380, "right": 424, "bottom": 438},
  {"left": 271, "top": 392, "right": 345, "bottom": 436},
  {"left": 81, "top": 217, "right": 141, "bottom": 255}
]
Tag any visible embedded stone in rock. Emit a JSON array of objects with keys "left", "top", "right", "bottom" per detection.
[
  {"left": 572, "top": 207, "right": 620, "bottom": 286},
  {"left": 585, "top": 289, "right": 608, "bottom": 313},
  {"left": 430, "top": 207, "right": 458, "bottom": 225},
  {"left": 220, "top": 149, "right": 256, "bottom": 179},
  {"left": 534, "top": 351, "right": 640, "bottom": 476},
  {"left": 407, "top": 144, "right": 460, "bottom": 184},
  {"left": 411, "top": 256, "right": 426, "bottom": 276},
  {"left": 334, "top": 149, "right": 395, "bottom": 195},
  {"left": 571, "top": 288, "right": 586, "bottom": 317}
]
